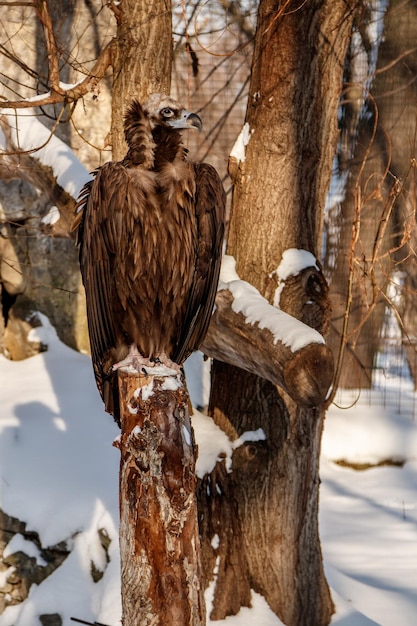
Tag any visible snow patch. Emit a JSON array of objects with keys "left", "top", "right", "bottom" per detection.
[
  {"left": 230, "top": 122, "right": 252, "bottom": 164},
  {"left": 232, "top": 428, "right": 266, "bottom": 450},
  {"left": 228, "top": 278, "right": 324, "bottom": 352},
  {"left": 322, "top": 386, "right": 417, "bottom": 465},
  {"left": 192, "top": 409, "right": 233, "bottom": 477},
  {"left": 0, "top": 108, "right": 91, "bottom": 199},
  {"left": 274, "top": 248, "right": 319, "bottom": 281},
  {"left": 272, "top": 248, "right": 319, "bottom": 306},
  {"left": 161, "top": 375, "right": 182, "bottom": 391},
  {"left": 27, "top": 311, "right": 60, "bottom": 347},
  {"left": 4, "top": 534, "right": 47, "bottom": 567},
  {"left": 218, "top": 254, "right": 240, "bottom": 287},
  {"left": 193, "top": 415, "right": 267, "bottom": 476},
  {"left": 41, "top": 205, "right": 60, "bottom": 226}
]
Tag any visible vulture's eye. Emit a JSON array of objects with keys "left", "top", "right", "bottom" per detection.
[{"left": 161, "top": 107, "right": 175, "bottom": 119}]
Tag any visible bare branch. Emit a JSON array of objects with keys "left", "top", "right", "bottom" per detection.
[
  {"left": 34, "top": 0, "right": 60, "bottom": 93},
  {"left": 0, "top": 38, "right": 116, "bottom": 109}
]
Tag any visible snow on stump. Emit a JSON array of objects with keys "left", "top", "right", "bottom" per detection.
[{"left": 115, "top": 368, "right": 205, "bottom": 626}]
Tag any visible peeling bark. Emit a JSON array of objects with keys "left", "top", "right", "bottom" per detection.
[{"left": 116, "top": 370, "right": 205, "bottom": 626}]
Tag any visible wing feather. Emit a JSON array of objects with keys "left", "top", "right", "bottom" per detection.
[
  {"left": 73, "top": 162, "right": 130, "bottom": 403},
  {"left": 173, "top": 162, "right": 226, "bottom": 363}
]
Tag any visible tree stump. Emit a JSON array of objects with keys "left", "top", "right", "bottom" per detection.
[{"left": 115, "top": 369, "right": 205, "bottom": 626}]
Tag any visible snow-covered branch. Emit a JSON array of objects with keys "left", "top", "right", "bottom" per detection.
[
  {"left": 201, "top": 256, "right": 334, "bottom": 407},
  {"left": 0, "top": 110, "right": 91, "bottom": 236}
]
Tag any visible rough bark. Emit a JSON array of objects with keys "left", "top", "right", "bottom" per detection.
[
  {"left": 200, "top": 365, "right": 330, "bottom": 624},
  {"left": 227, "top": 0, "right": 353, "bottom": 298},
  {"left": 111, "top": 0, "right": 173, "bottom": 160},
  {"left": 199, "top": 1, "right": 358, "bottom": 624},
  {"left": 116, "top": 370, "right": 205, "bottom": 626}
]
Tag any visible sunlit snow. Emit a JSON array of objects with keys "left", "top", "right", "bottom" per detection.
[
  {"left": 229, "top": 122, "right": 252, "bottom": 163},
  {"left": 0, "top": 109, "right": 91, "bottom": 199},
  {"left": 272, "top": 248, "right": 319, "bottom": 306},
  {"left": 3, "top": 535, "right": 47, "bottom": 567},
  {"left": 0, "top": 314, "right": 416, "bottom": 625},
  {"left": 219, "top": 255, "right": 325, "bottom": 352},
  {"left": 41, "top": 205, "right": 61, "bottom": 226}
]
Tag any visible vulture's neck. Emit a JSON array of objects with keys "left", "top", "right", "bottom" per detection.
[
  {"left": 152, "top": 126, "right": 186, "bottom": 171},
  {"left": 122, "top": 102, "right": 156, "bottom": 169},
  {"left": 123, "top": 124, "right": 186, "bottom": 172}
]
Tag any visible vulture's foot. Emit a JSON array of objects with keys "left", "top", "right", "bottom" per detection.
[
  {"left": 151, "top": 352, "right": 182, "bottom": 375},
  {"left": 112, "top": 349, "right": 181, "bottom": 376}
]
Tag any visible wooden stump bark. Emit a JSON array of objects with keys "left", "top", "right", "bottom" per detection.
[{"left": 115, "top": 369, "right": 205, "bottom": 626}]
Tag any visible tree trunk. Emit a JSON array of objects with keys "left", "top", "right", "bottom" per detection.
[
  {"left": 116, "top": 370, "right": 205, "bottom": 626},
  {"left": 327, "top": 0, "right": 417, "bottom": 389},
  {"left": 111, "top": 0, "right": 172, "bottom": 160},
  {"left": 199, "top": 1, "right": 357, "bottom": 624},
  {"left": 376, "top": 0, "right": 417, "bottom": 386},
  {"left": 326, "top": 118, "right": 394, "bottom": 389}
]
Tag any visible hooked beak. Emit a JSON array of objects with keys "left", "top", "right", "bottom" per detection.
[{"left": 168, "top": 110, "right": 203, "bottom": 132}]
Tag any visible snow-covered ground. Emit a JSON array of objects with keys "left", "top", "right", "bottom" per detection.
[{"left": 0, "top": 315, "right": 416, "bottom": 626}]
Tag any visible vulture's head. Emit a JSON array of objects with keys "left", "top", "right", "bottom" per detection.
[{"left": 143, "top": 93, "right": 203, "bottom": 132}]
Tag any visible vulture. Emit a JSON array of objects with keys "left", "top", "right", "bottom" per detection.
[{"left": 73, "top": 94, "right": 225, "bottom": 424}]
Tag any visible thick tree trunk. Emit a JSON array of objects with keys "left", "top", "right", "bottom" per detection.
[
  {"left": 227, "top": 0, "right": 352, "bottom": 297},
  {"left": 111, "top": 0, "right": 172, "bottom": 160},
  {"left": 200, "top": 365, "right": 330, "bottom": 624},
  {"left": 199, "top": 1, "right": 357, "bottom": 624},
  {"left": 116, "top": 370, "right": 205, "bottom": 626}
]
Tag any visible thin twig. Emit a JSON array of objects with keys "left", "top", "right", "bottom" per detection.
[{"left": 70, "top": 618, "right": 111, "bottom": 626}]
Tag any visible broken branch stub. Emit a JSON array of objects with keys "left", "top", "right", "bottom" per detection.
[
  {"left": 201, "top": 288, "right": 334, "bottom": 407},
  {"left": 115, "top": 369, "right": 205, "bottom": 626}
]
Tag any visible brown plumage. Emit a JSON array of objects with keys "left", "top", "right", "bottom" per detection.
[{"left": 73, "top": 94, "right": 225, "bottom": 424}]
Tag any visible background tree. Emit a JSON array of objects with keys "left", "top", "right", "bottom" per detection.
[
  {"left": 325, "top": 0, "right": 417, "bottom": 390},
  {"left": 0, "top": 0, "right": 114, "bottom": 356}
]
